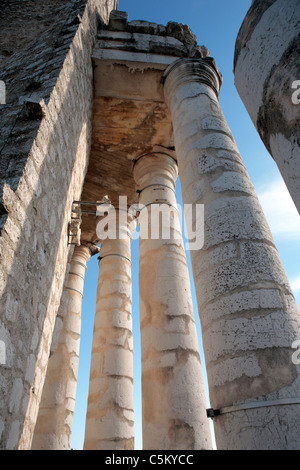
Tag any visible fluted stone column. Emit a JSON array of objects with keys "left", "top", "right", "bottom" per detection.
[
  {"left": 84, "top": 210, "right": 134, "bottom": 450},
  {"left": 234, "top": 0, "right": 300, "bottom": 214},
  {"left": 133, "top": 150, "right": 212, "bottom": 450},
  {"left": 163, "top": 58, "right": 300, "bottom": 450},
  {"left": 32, "top": 245, "right": 94, "bottom": 450}
]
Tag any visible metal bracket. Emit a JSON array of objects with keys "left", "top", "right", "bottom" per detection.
[
  {"left": 207, "top": 397, "right": 300, "bottom": 419},
  {"left": 68, "top": 197, "right": 112, "bottom": 245},
  {"left": 98, "top": 253, "right": 132, "bottom": 264},
  {"left": 206, "top": 408, "right": 220, "bottom": 419},
  {"left": 72, "top": 196, "right": 111, "bottom": 215},
  {"left": 68, "top": 203, "right": 82, "bottom": 246},
  {"left": 136, "top": 183, "right": 176, "bottom": 195}
]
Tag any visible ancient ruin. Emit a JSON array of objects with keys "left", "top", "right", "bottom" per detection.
[{"left": 0, "top": 0, "right": 299, "bottom": 450}]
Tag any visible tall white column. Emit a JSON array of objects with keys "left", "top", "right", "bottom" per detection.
[
  {"left": 234, "top": 0, "right": 300, "bottom": 214},
  {"left": 84, "top": 210, "right": 135, "bottom": 450},
  {"left": 163, "top": 57, "right": 300, "bottom": 450},
  {"left": 32, "top": 245, "right": 94, "bottom": 450},
  {"left": 133, "top": 150, "right": 212, "bottom": 450}
]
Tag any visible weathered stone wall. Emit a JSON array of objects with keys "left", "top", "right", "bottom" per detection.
[
  {"left": 234, "top": 0, "right": 300, "bottom": 214},
  {"left": 0, "top": 0, "right": 117, "bottom": 450}
]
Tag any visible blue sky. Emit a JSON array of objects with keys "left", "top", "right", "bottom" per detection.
[{"left": 70, "top": 0, "right": 300, "bottom": 450}]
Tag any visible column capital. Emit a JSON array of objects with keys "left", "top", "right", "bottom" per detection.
[
  {"left": 73, "top": 244, "right": 96, "bottom": 262},
  {"left": 162, "top": 57, "right": 223, "bottom": 101},
  {"left": 133, "top": 145, "right": 177, "bottom": 164},
  {"left": 133, "top": 147, "right": 178, "bottom": 191}
]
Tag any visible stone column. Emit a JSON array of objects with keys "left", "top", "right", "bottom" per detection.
[
  {"left": 234, "top": 0, "right": 300, "bottom": 214},
  {"left": 163, "top": 57, "right": 300, "bottom": 450},
  {"left": 133, "top": 150, "right": 212, "bottom": 450},
  {"left": 32, "top": 244, "right": 94, "bottom": 450},
  {"left": 84, "top": 210, "right": 135, "bottom": 450}
]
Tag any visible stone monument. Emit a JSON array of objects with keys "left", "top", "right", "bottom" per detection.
[{"left": 0, "top": 1, "right": 299, "bottom": 450}]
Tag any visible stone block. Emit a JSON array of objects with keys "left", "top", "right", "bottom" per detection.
[
  {"left": 103, "top": 348, "right": 133, "bottom": 378},
  {"left": 127, "top": 20, "right": 161, "bottom": 35},
  {"left": 108, "top": 10, "right": 128, "bottom": 31},
  {"left": 211, "top": 170, "right": 255, "bottom": 195},
  {"left": 201, "top": 288, "right": 284, "bottom": 329}
]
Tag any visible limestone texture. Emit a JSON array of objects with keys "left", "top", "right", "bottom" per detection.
[
  {"left": 234, "top": 0, "right": 300, "bottom": 214},
  {"left": 0, "top": 0, "right": 117, "bottom": 450},
  {"left": 164, "top": 57, "right": 300, "bottom": 450},
  {"left": 31, "top": 245, "right": 93, "bottom": 450},
  {"left": 134, "top": 151, "right": 212, "bottom": 450},
  {"left": 84, "top": 213, "right": 135, "bottom": 450}
]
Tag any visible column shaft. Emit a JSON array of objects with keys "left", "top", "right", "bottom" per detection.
[
  {"left": 32, "top": 245, "right": 92, "bottom": 450},
  {"left": 164, "top": 58, "right": 300, "bottom": 450},
  {"left": 134, "top": 151, "right": 212, "bottom": 450},
  {"left": 234, "top": 0, "right": 300, "bottom": 214},
  {"left": 84, "top": 214, "right": 134, "bottom": 450}
]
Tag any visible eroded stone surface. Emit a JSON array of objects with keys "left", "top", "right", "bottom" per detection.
[
  {"left": 31, "top": 246, "right": 93, "bottom": 450},
  {"left": 164, "top": 57, "right": 300, "bottom": 450},
  {"left": 234, "top": 0, "right": 300, "bottom": 213},
  {"left": 84, "top": 213, "right": 134, "bottom": 450},
  {"left": 0, "top": 0, "right": 117, "bottom": 450},
  {"left": 134, "top": 151, "right": 212, "bottom": 450},
  {"left": 1, "top": 2, "right": 299, "bottom": 452}
]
